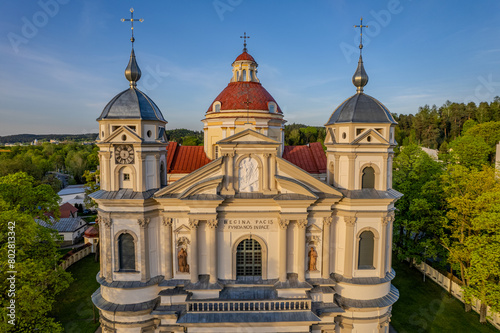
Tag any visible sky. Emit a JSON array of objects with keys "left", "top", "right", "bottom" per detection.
[{"left": 1, "top": 0, "right": 500, "bottom": 136}]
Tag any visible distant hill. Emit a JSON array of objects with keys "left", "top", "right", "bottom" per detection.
[
  {"left": 0, "top": 129, "right": 204, "bottom": 145},
  {"left": 0, "top": 133, "right": 98, "bottom": 144}
]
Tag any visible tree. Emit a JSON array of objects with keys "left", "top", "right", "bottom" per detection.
[
  {"left": 392, "top": 145, "right": 446, "bottom": 265},
  {"left": 0, "top": 172, "right": 72, "bottom": 332},
  {"left": 441, "top": 165, "right": 499, "bottom": 314},
  {"left": 83, "top": 169, "right": 99, "bottom": 209},
  {"left": 449, "top": 135, "right": 490, "bottom": 169}
]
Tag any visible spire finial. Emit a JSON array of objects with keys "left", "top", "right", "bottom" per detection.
[
  {"left": 352, "top": 17, "right": 369, "bottom": 93},
  {"left": 240, "top": 32, "right": 250, "bottom": 52},
  {"left": 353, "top": 17, "right": 368, "bottom": 55},
  {"left": 121, "top": 8, "right": 143, "bottom": 87},
  {"left": 121, "top": 8, "right": 144, "bottom": 46}
]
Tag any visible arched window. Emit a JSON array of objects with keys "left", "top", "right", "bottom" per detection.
[
  {"left": 241, "top": 69, "right": 247, "bottom": 81},
  {"left": 236, "top": 238, "right": 262, "bottom": 277},
  {"left": 160, "top": 161, "right": 166, "bottom": 187},
  {"left": 118, "top": 233, "right": 135, "bottom": 271},
  {"left": 362, "top": 167, "right": 375, "bottom": 189},
  {"left": 358, "top": 231, "right": 375, "bottom": 269}
]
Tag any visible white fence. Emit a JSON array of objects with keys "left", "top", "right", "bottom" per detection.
[
  {"left": 59, "top": 244, "right": 92, "bottom": 270},
  {"left": 415, "top": 261, "right": 500, "bottom": 330}
]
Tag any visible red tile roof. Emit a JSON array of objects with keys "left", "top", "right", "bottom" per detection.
[
  {"left": 166, "top": 142, "right": 212, "bottom": 174},
  {"left": 282, "top": 142, "right": 327, "bottom": 174},
  {"left": 60, "top": 202, "right": 78, "bottom": 218},
  {"left": 207, "top": 82, "right": 282, "bottom": 113},
  {"left": 84, "top": 225, "right": 99, "bottom": 238},
  {"left": 235, "top": 51, "right": 255, "bottom": 62}
]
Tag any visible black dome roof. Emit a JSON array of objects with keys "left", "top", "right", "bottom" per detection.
[
  {"left": 97, "top": 87, "right": 166, "bottom": 122},
  {"left": 325, "top": 93, "right": 396, "bottom": 125}
]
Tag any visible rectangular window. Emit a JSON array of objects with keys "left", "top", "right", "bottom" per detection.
[
  {"left": 123, "top": 173, "right": 130, "bottom": 181},
  {"left": 214, "top": 146, "right": 219, "bottom": 159}
]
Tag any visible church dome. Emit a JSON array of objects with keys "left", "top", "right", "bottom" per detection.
[
  {"left": 207, "top": 50, "right": 282, "bottom": 114},
  {"left": 97, "top": 47, "right": 166, "bottom": 122},
  {"left": 326, "top": 93, "right": 395, "bottom": 125},
  {"left": 97, "top": 87, "right": 166, "bottom": 121}
]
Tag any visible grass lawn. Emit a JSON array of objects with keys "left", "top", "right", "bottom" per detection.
[
  {"left": 51, "top": 254, "right": 100, "bottom": 333},
  {"left": 391, "top": 259, "right": 498, "bottom": 333}
]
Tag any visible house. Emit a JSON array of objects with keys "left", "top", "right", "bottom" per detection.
[
  {"left": 59, "top": 202, "right": 78, "bottom": 218},
  {"left": 37, "top": 217, "right": 88, "bottom": 246}
]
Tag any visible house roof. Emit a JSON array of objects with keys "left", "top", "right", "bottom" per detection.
[
  {"left": 58, "top": 184, "right": 85, "bottom": 196},
  {"left": 282, "top": 142, "right": 327, "bottom": 174},
  {"left": 84, "top": 225, "right": 99, "bottom": 238},
  {"left": 59, "top": 202, "right": 78, "bottom": 218},
  {"left": 36, "top": 217, "right": 86, "bottom": 233},
  {"left": 166, "top": 142, "right": 212, "bottom": 174}
]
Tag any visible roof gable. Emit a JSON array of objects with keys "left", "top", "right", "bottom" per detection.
[
  {"left": 217, "top": 129, "right": 279, "bottom": 145},
  {"left": 351, "top": 128, "right": 388, "bottom": 145},
  {"left": 101, "top": 125, "right": 142, "bottom": 144}
]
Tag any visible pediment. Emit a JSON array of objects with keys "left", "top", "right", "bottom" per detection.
[
  {"left": 217, "top": 129, "right": 279, "bottom": 145},
  {"left": 101, "top": 126, "right": 142, "bottom": 144},
  {"left": 352, "top": 128, "right": 388, "bottom": 145},
  {"left": 174, "top": 224, "right": 191, "bottom": 234},
  {"left": 324, "top": 127, "right": 336, "bottom": 144},
  {"left": 276, "top": 158, "right": 343, "bottom": 197},
  {"left": 307, "top": 224, "right": 322, "bottom": 234},
  {"left": 155, "top": 158, "right": 224, "bottom": 198}
]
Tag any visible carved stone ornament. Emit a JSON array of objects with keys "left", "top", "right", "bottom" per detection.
[
  {"left": 297, "top": 219, "right": 308, "bottom": 229},
  {"left": 162, "top": 217, "right": 173, "bottom": 227},
  {"left": 308, "top": 246, "right": 318, "bottom": 272},
  {"left": 207, "top": 219, "right": 218, "bottom": 229},
  {"left": 177, "top": 236, "right": 190, "bottom": 246},
  {"left": 345, "top": 216, "right": 357, "bottom": 226},
  {"left": 238, "top": 156, "right": 259, "bottom": 192},
  {"left": 323, "top": 216, "right": 333, "bottom": 226},
  {"left": 307, "top": 235, "right": 321, "bottom": 245},
  {"left": 177, "top": 247, "right": 189, "bottom": 273},
  {"left": 278, "top": 217, "right": 290, "bottom": 229},
  {"left": 138, "top": 217, "right": 151, "bottom": 228},
  {"left": 382, "top": 212, "right": 395, "bottom": 225},
  {"left": 98, "top": 216, "right": 112, "bottom": 228},
  {"left": 188, "top": 219, "right": 199, "bottom": 229}
]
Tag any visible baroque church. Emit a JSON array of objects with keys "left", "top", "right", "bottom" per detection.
[{"left": 91, "top": 16, "right": 401, "bottom": 333}]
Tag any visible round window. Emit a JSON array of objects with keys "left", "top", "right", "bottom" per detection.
[
  {"left": 367, "top": 136, "right": 371, "bottom": 142},
  {"left": 342, "top": 132, "right": 346, "bottom": 139},
  {"left": 147, "top": 130, "right": 152, "bottom": 138},
  {"left": 122, "top": 135, "right": 126, "bottom": 141}
]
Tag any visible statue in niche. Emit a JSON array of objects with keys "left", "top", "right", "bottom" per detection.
[
  {"left": 177, "top": 247, "right": 189, "bottom": 273},
  {"left": 308, "top": 246, "right": 318, "bottom": 272},
  {"left": 238, "top": 157, "right": 259, "bottom": 192}
]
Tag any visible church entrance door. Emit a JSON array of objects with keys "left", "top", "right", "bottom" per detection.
[{"left": 236, "top": 238, "right": 262, "bottom": 277}]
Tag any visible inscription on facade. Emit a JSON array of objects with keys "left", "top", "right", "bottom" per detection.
[{"left": 223, "top": 218, "right": 275, "bottom": 230}]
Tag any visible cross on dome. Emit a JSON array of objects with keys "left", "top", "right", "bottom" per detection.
[
  {"left": 240, "top": 32, "right": 250, "bottom": 52},
  {"left": 352, "top": 17, "right": 369, "bottom": 93},
  {"left": 121, "top": 8, "right": 144, "bottom": 45},
  {"left": 353, "top": 17, "right": 368, "bottom": 53}
]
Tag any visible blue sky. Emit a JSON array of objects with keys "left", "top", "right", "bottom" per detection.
[{"left": 1, "top": 0, "right": 500, "bottom": 135}]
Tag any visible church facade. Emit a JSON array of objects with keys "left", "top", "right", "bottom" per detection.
[{"left": 91, "top": 34, "right": 401, "bottom": 333}]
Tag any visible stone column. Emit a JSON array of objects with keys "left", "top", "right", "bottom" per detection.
[
  {"left": 263, "top": 153, "right": 270, "bottom": 192},
  {"left": 382, "top": 153, "right": 388, "bottom": 191},
  {"left": 344, "top": 216, "right": 357, "bottom": 279},
  {"left": 207, "top": 219, "right": 218, "bottom": 283},
  {"left": 382, "top": 212, "right": 394, "bottom": 276},
  {"left": 189, "top": 219, "right": 199, "bottom": 283},
  {"left": 334, "top": 155, "right": 340, "bottom": 188},
  {"left": 297, "top": 219, "right": 308, "bottom": 282},
  {"left": 138, "top": 218, "right": 151, "bottom": 282},
  {"left": 270, "top": 155, "right": 276, "bottom": 191},
  {"left": 278, "top": 218, "right": 290, "bottom": 282},
  {"left": 347, "top": 155, "right": 356, "bottom": 190},
  {"left": 322, "top": 216, "right": 332, "bottom": 279},
  {"left": 226, "top": 153, "right": 235, "bottom": 194},
  {"left": 155, "top": 153, "right": 161, "bottom": 189},
  {"left": 101, "top": 217, "right": 112, "bottom": 282},
  {"left": 137, "top": 152, "right": 146, "bottom": 191},
  {"left": 162, "top": 217, "right": 173, "bottom": 279}
]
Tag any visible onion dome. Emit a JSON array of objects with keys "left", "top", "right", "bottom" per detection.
[
  {"left": 206, "top": 51, "right": 282, "bottom": 114},
  {"left": 97, "top": 48, "right": 166, "bottom": 122},
  {"left": 352, "top": 55, "right": 368, "bottom": 93}
]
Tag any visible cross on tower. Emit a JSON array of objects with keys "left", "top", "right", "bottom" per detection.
[
  {"left": 121, "top": 8, "right": 144, "bottom": 45},
  {"left": 240, "top": 32, "right": 250, "bottom": 52},
  {"left": 353, "top": 17, "right": 368, "bottom": 53}
]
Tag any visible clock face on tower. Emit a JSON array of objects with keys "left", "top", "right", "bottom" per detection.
[{"left": 115, "top": 144, "right": 135, "bottom": 164}]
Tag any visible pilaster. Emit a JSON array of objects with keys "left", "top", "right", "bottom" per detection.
[
  {"left": 162, "top": 217, "right": 173, "bottom": 279},
  {"left": 278, "top": 217, "right": 290, "bottom": 282},
  {"left": 189, "top": 219, "right": 199, "bottom": 283},
  {"left": 138, "top": 217, "right": 151, "bottom": 282},
  {"left": 344, "top": 216, "right": 357, "bottom": 279}
]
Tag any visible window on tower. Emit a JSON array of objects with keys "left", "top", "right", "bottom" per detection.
[
  {"left": 118, "top": 233, "right": 136, "bottom": 271},
  {"left": 362, "top": 167, "right": 375, "bottom": 189},
  {"left": 358, "top": 230, "right": 375, "bottom": 269}
]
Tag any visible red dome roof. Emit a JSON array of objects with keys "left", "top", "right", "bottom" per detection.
[
  {"left": 234, "top": 51, "right": 255, "bottom": 62},
  {"left": 84, "top": 226, "right": 99, "bottom": 238},
  {"left": 207, "top": 82, "right": 282, "bottom": 113}
]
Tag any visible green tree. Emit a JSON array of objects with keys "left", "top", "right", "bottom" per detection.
[
  {"left": 392, "top": 145, "right": 445, "bottom": 265},
  {"left": 83, "top": 169, "right": 100, "bottom": 209},
  {"left": 449, "top": 135, "right": 490, "bottom": 169},
  {"left": 0, "top": 173, "right": 72, "bottom": 332}
]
